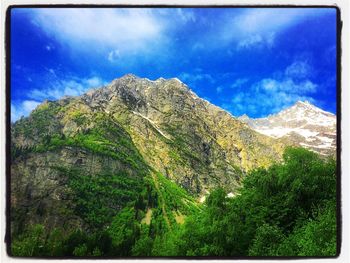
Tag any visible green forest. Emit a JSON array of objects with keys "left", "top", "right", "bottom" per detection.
[{"left": 11, "top": 147, "right": 337, "bottom": 257}]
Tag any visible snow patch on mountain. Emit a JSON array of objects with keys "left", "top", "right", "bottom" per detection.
[
  {"left": 132, "top": 111, "right": 171, "bottom": 140},
  {"left": 239, "top": 101, "right": 336, "bottom": 155}
]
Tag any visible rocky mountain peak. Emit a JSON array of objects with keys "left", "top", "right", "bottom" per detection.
[
  {"left": 291, "top": 100, "right": 325, "bottom": 113},
  {"left": 238, "top": 114, "right": 249, "bottom": 122},
  {"left": 120, "top": 73, "right": 139, "bottom": 80},
  {"left": 295, "top": 100, "right": 311, "bottom": 106},
  {"left": 239, "top": 101, "right": 336, "bottom": 155}
]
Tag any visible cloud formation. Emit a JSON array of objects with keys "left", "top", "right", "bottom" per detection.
[
  {"left": 179, "top": 72, "right": 215, "bottom": 85},
  {"left": 226, "top": 60, "right": 318, "bottom": 116},
  {"left": 11, "top": 100, "right": 41, "bottom": 122},
  {"left": 255, "top": 78, "right": 317, "bottom": 94},
  {"left": 30, "top": 8, "right": 163, "bottom": 50},
  {"left": 285, "top": 61, "right": 313, "bottom": 79},
  {"left": 231, "top": 78, "right": 249, "bottom": 89},
  {"left": 219, "top": 8, "right": 333, "bottom": 50},
  {"left": 108, "top": 49, "right": 121, "bottom": 62},
  {"left": 28, "top": 75, "right": 106, "bottom": 101}
]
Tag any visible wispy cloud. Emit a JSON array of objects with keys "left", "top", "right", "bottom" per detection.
[
  {"left": 27, "top": 8, "right": 169, "bottom": 64},
  {"left": 30, "top": 9, "right": 163, "bottom": 48},
  {"left": 254, "top": 78, "right": 317, "bottom": 94},
  {"left": 237, "top": 33, "right": 275, "bottom": 50},
  {"left": 11, "top": 100, "right": 41, "bottom": 122},
  {"left": 28, "top": 75, "right": 106, "bottom": 101},
  {"left": 108, "top": 49, "right": 121, "bottom": 62},
  {"left": 231, "top": 78, "right": 249, "bottom": 89},
  {"left": 26, "top": 8, "right": 203, "bottom": 66},
  {"left": 218, "top": 8, "right": 334, "bottom": 50},
  {"left": 176, "top": 8, "right": 196, "bottom": 23},
  {"left": 285, "top": 60, "right": 313, "bottom": 79},
  {"left": 216, "top": 78, "right": 249, "bottom": 94},
  {"left": 224, "top": 60, "right": 318, "bottom": 116},
  {"left": 228, "top": 90, "right": 316, "bottom": 117},
  {"left": 178, "top": 72, "right": 215, "bottom": 85}
]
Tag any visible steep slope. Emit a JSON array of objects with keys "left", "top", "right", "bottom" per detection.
[
  {"left": 239, "top": 101, "right": 336, "bottom": 156},
  {"left": 10, "top": 74, "right": 286, "bottom": 237},
  {"left": 78, "top": 74, "right": 286, "bottom": 193},
  {"left": 11, "top": 103, "right": 151, "bottom": 235}
]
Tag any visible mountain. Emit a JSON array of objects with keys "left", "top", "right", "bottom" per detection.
[
  {"left": 11, "top": 74, "right": 286, "bottom": 236},
  {"left": 238, "top": 101, "right": 336, "bottom": 156}
]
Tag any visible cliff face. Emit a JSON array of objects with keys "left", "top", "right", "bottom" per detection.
[{"left": 11, "top": 74, "right": 285, "bottom": 233}]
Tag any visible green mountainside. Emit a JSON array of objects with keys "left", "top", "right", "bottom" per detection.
[{"left": 10, "top": 74, "right": 336, "bottom": 257}]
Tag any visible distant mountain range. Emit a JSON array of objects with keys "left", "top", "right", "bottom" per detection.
[
  {"left": 10, "top": 74, "right": 336, "bottom": 241},
  {"left": 239, "top": 100, "right": 336, "bottom": 156}
]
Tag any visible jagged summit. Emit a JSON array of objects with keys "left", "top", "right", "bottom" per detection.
[
  {"left": 238, "top": 114, "right": 249, "bottom": 122},
  {"left": 240, "top": 101, "right": 336, "bottom": 155},
  {"left": 290, "top": 100, "right": 332, "bottom": 115},
  {"left": 114, "top": 74, "right": 184, "bottom": 84},
  {"left": 121, "top": 73, "right": 138, "bottom": 79},
  {"left": 293, "top": 100, "right": 314, "bottom": 110},
  {"left": 296, "top": 100, "right": 311, "bottom": 105}
]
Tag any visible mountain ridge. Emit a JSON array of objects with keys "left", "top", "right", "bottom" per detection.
[{"left": 238, "top": 100, "right": 336, "bottom": 155}]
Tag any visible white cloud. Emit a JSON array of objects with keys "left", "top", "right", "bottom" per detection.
[
  {"left": 219, "top": 8, "right": 333, "bottom": 50},
  {"left": 225, "top": 60, "right": 318, "bottom": 116},
  {"left": 216, "top": 78, "right": 249, "bottom": 94},
  {"left": 29, "top": 75, "right": 106, "bottom": 101},
  {"left": 254, "top": 60, "right": 317, "bottom": 94},
  {"left": 85, "top": 76, "right": 104, "bottom": 87},
  {"left": 11, "top": 100, "right": 41, "bottom": 122},
  {"left": 30, "top": 8, "right": 165, "bottom": 53},
  {"left": 176, "top": 8, "right": 196, "bottom": 23},
  {"left": 255, "top": 78, "right": 317, "bottom": 94},
  {"left": 237, "top": 32, "right": 275, "bottom": 50},
  {"left": 179, "top": 72, "right": 215, "bottom": 84},
  {"left": 285, "top": 61, "right": 312, "bottom": 79},
  {"left": 230, "top": 90, "right": 315, "bottom": 116},
  {"left": 231, "top": 78, "right": 249, "bottom": 89},
  {"left": 108, "top": 49, "right": 121, "bottom": 62}
]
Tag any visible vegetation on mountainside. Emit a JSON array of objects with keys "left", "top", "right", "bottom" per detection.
[
  {"left": 12, "top": 106, "right": 147, "bottom": 171},
  {"left": 11, "top": 147, "right": 337, "bottom": 257}
]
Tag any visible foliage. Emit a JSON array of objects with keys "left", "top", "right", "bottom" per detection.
[
  {"left": 153, "top": 172, "right": 199, "bottom": 215},
  {"left": 52, "top": 166, "right": 144, "bottom": 229},
  {"left": 11, "top": 147, "right": 337, "bottom": 257},
  {"left": 108, "top": 207, "right": 140, "bottom": 256},
  {"left": 12, "top": 110, "right": 149, "bottom": 171},
  {"left": 153, "top": 147, "right": 337, "bottom": 257},
  {"left": 11, "top": 224, "right": 46, "bottom": 256}
]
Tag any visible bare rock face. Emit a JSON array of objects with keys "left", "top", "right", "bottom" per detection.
[
  {"left": 77, "top": 74, "right": 286, "bottom": 192},
  {"left": 11, "top": 74, "right": 286, "bottom": 233},
  {"left": 239, "top": 101, "right": 336, "bottom": 156}
]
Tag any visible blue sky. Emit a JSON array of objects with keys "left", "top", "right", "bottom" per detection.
[{"left": 10, "top": 7, "right": 337, "bottom": 121}]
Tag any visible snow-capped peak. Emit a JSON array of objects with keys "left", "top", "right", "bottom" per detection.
[{"left": 239, "top": 101, "right": 336, "bottom": 155}]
